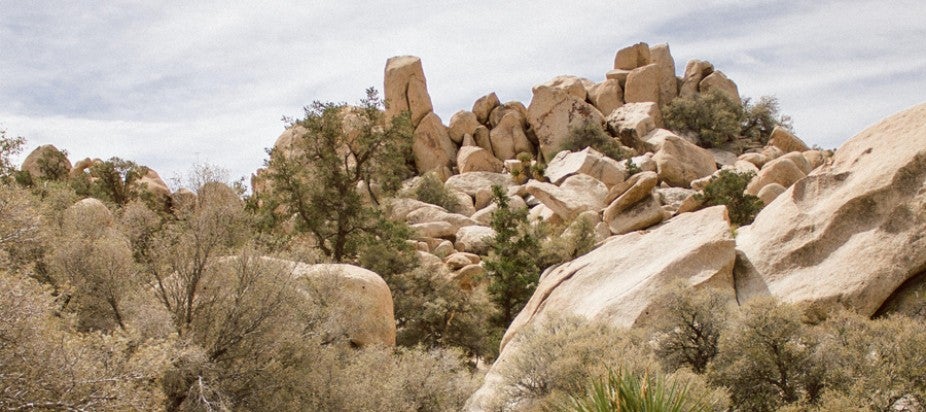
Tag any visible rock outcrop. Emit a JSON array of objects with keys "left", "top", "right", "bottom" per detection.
[
  {"left": 21, "top": 144, "right": 71, "bottom": 180},
  {"left": 527, "top": 86, "right": 605, "bottom": 162},
  {"left": 384, "top": 55, "right": 433, "bottom": 127},
  {"left": 735, "top": 103, "right": 926, "bottom": 316}
]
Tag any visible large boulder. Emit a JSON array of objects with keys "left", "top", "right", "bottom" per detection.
[
  {"left": 605, "top": 194, "right": 665, "bottom": 235},
  {"left": 457, "top": 146, "right": 504, "bottom": 173},
  {"left": 448, "top": 110, "right": 481, "bottom": 145},
  {"left": 613, "top": 42, "right": 651, "bottom": 70},
  {"left": 768, "top": 126, "right": 811, "bottom": 154},
  {"left": 21, "top": 144, "right": 71, "bottom": 180},
  {"left": 544, "top": 147, "right": 626, "bottom": 187},
  {"left": 649, "top": 43, "right": 678, "bottom": 107},
  {"left": 538, "top": 75, "right": 592, "bottom": 101},
  {"left": 445, "top": 172, "right": 513, "bottom": 196},
  {"left": 489, "top": 111, "right": 533, "bottom": 160},
  {"left": 606, "top": 102, "right": 662, "bottom": 151},
  {"left": 384, "top": 55, "right": 433, "bottom": 127},
  {"left": 587, "top": 79, "right": 624, "bottom": 118},
  {"left": 679, "top": 60, "right": 714, "bottom": 99},
  {"left": 289, "top": 262, "right": 396, "bottom": 347},
  {"left": 699, "top": 70, "right": 740, "bottom": 103},
  {"left": 623, "top": 64, "right": 661, "bottom": 104},
  {"left": 527, "top": 86, "right": 605, "bottom": 162},
  {"left": 650, "top": 130, "right": 718, "bottom": 187},
  {"left": 525, "top": 174, "right": 608, "bottom": 221},
  {"left": 466, "top": 206, "right": 735, "bottom": 410},
  {"left": 744, "top": 155, "right": 806, "bottom": 196},
  {"left": 473, "top": 92, "right": 501, "bottom": 125},
  {"left": 735, "top": 103, "right": 926, "bottom": 316},
  {"left": 413, "top": 112, "right": 457, "bottom": 174}
]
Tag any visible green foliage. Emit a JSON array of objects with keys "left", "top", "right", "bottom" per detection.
[
  {"left": 561, "top": 120, "right": 626, "bottom": 160},
  {"left": 0, "top": 128, "right": 25, "bottom": 183},
  {"left": 559, "top": 369, "right": 709, "bottom": 412},
  {"left": 695, "top": 169, "right": 763, "bottom": 225},
  {"left": 413, "top": 172, "right": 462, "bottom": 213},
  {"left": 483, "top": 185, "right": 540, "bottom": 327},
  {"left": 624, "top": 158, "right": 642, "bottom": 176},
  {"left": 262, "top": 88, "right": 415, "bottom": 262},
  {"left": 741, "top": 95, "right": 793, "bottom": 144},
  {"left": 70, "top": 157, "right": 151, "bottom": 206},
  {"left": 663, "top": 90, "right": 744, "bottom": 148},
  {"left": 646, "top": 285, "right": 733, "bottom": 374},
  {"left": 538, "top": 216, "right": 598, "bottom": 268}
]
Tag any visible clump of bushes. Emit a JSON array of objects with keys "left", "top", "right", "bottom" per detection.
[
  {"left": 413, "top": 172, "right": 462, "bottom": 213},
  {"left": 695, "top": 169, "right": 763, "bottom": 226},
  {"left": 561, "top": 120, "right": 626, "bottom": 160},
  {"left": 663, "top": 90, "right": 792, "bottom": 149}
]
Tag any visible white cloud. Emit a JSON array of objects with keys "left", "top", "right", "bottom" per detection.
[{"left": 2, "top": 0, "right": 925, "bottom": 188}]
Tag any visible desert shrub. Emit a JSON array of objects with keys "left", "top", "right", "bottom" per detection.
[
  {"left": 413, "top": 172, "right": 462, "bottom": 213},
  {"left": 645, "top": 284, "right": 734, "bottom": 374},
  {"left": 557, "top": 369, "right": 711, "bottom": 412},
  {"left": 695, "top": 169, "right": 763, "bottom": 226},
  {"left": 624, "top": 158, "right": 642, "bottom": 176},
  {"left": 0, "top": 127, "right": 25, "bottom": 182},
  {"left": 538, "top": 216, "right": 597, "bottom": 268},
  {"left": 561, "top": 120, "right": 626, "bottom": 160},
  {"left": 741, "top": 95, "right": 793, "bottom": 145},
  {"left": 663, "top": 90, "right": 744, "bottom": 148},
  {"left": 708, "top": 297, "right": 824, "bottom": 412}
]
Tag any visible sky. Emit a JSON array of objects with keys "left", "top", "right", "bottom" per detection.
[{"left": 2, "top": 1, "right": 925, "bottom": 190}]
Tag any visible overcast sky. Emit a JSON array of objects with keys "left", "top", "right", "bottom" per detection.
[{"left": 2, "top": 1, "right": 925, "bottom": 189}]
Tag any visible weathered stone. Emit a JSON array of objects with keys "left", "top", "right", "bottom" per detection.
[
  {"left": 604, "top": 170, "right": 658, "bottom": 206},
  {"left": 21, "top": 144, "right": 71, "bottom": 180},
  {"left": 739, "top": 152, "right": 769, "bottom": 169},
  {"left": 466, "top": 207, "right": 734, "bottom": 410},
  {"left": 756, "top": 182, "right": 786, "bottom": 206},
  {"left": 384, "top": 55, "right": 433, "bottom": 127},
  {"left": 780, "top": 151, "right": 813, "bottom": 175},
  {"left": 651, "top": 130, "right": 718, "bottom": 187},
  {"left": 709, "top": 148, "right": 739, "bottom": 166},
  {"left": 588, "top": 79, "right": 624, "bottom": 117},
  {"left": 649, "top": 43, "right": 678, "bottom": 106},
  {"left": 527, "top": 203, "right": 562, "bottom": 225},
  {"left": 455, "top": 226, "right": 496, "bottom": 254},
  {"left": 624, "top": 64, "right": 661, "bottom": 104},
  {"left": 736, "top": 103, "right": 926, "bottom": 316},
  {"left": 448, "top": 110, "right": 481, "bottom": 145},
  {"left": 411, "top": 221, "right": 456, "bottom": 238},
  {"left": 528, "top": 86, "right": 605, "bottom": 162},
  {"left": 451, "top": 264, "right": 485, "bottom": 291},
  {"left": 445, "top": 172, "right": 513, "bottom": 196},
  {"left": 676, "top": 192, "right": 704, "bottom": 214},
  {"left": 473, "top": 125, "right": 494, "bottom": 154},
  {"left": 525, "top": 174, "right": 608, "bottom": 221},
  {"left": 679, "top": 59, "right": 714, "bottom": 99},
  {"left": 604, "top": 69, "right": 632, "bottom": 86},
  {"left": 537, "top": 75, "right": 591, "bottom": 101},
  {"left": 768, "top": 126, "right": 810, "bottom": 154},
  {"left": 433, "top": 240, "right": 456, "bottom": 258},
  {"left": 545, "top": 147, "right": 626, "bottom": 187},
  {"left": 490, "top": 111, "right": 533, "bottom": 160},
  {"left": 606, "top": 194, "right": 665, "bottom": 235},
  {"left": 606, "top": 102, "right": 662, "bottom": 150},
  {"left": 488, "top": 101, "right": 529, "bottom": 129},
  {"left": 613, "top": 42, "right": 651, "bottom": 70},
  {"left": 290, "top": 261, "right": 396, "bottom": 347},
  {"left": 472, "top": 92, "right": 500, "bottom": 125},
  {"left": 699, "top": 70, "right": 739, "bottom": 102},
  {"left": 803, "top": 150, "right": 827, "bottom": 170},
  {"left": 745, "top": 156, "right": 806, "bottom": 196},
  {"left": 406, "top": 206, "right": 478, "bottom": 232},
  {"left": 471, "top": 196, "right": 528, "bottom": 226},
  {"left": 457, "top": 146, "right": 504, "bottom": 173},
  {"left": 413, "top": 112, "right": 457, "bottom": 173}
]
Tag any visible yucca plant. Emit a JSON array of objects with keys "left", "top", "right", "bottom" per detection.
[{"left": 557, "top": 369, "right": 707, "bottom": 412}]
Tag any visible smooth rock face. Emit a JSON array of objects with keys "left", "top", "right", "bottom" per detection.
[
  {"left": 528, "top": 86, "right": 605, "bottom": 162},
  {"left": 473, "top": 92, "right": 500, "bottom": 125},
  {"left": 449, "top": 110, "right": 481, "bottom": 144},
  {"left": 290, "top": 262, "right": 396, "bottom": 347},
  {"left": 624, "top": 64, "right": 661, "bottom": 104},
  {"left": 606, "top": 102, "right": 662, "bottom": 150},
  {"left": 745, "top": 156, "right": 806, "bottom": 196},
  {"left": 757, "top": 182, "right": 787, "bottom": 205},
  {"left": 588, "top": 79, "right": 624, "bottom": 118},
  {"left": 699, "top": 70, "right": 740, "bottom": 102},
  {"left": 606, "top": 194, "right": 665, "bottom": 235},
  {"left": 768, "top": 126, "right": 811, "bottom": 154},
  {"left": 649, "top": 43, "right": 678, "bottom": 106},
  {"left": 384, "top": 56, "right": 433, "bottom": 127},
  {"left": 413, "top": 112, "right": 457, "bottom": 173},
  {"left": 445, "top": 172, "right": 513, "bottom": 196},
  {"left": 614, "top": 42, "right": 651, "bottom": 70},
  {"left": 735, "top": 103, "right": 926, "bottom": 316},
  {"left": 652, "top": 131, "right": 718, "bottom": 187},
  {"left": 538, "top": 75, "right": 591, "bottom": 101},
  {"left": 490, "top": 111, "right": 533, "bottom": 160},
  {"left": 525, "top": 174, "right": 608, "bottom": 221},
  {"left": 679, "top": 59, "right": 714, "bottom": 98},
  {"left": 457, "top": 146, "right": 504, "bottom": 173},
  {"left": 545, "top": 147, "right": 626, "bottom": 187},
  {"left": 489, "top": 101, "right": 528, "bottom": 129},
  {"left": 455, "top": 225, "right": 496, "bottom": 254},
  {"left": 466, "top": 206, "right": 735, "bottom": 410}
]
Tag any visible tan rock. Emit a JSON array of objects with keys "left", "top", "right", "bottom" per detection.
[
  {"left": 490, "top": 111, "right": 533, "bottom": 160},
  {"left": 69, "top": 157, "right": 93, "bottom": 178},
  {"left": 679, "top": 59, "right": 714, "bottom": 99},
  {"left": 734, "top": 160, "right": 760, "bottom": 174},
  {"left": 413, "top": 112, "right": 457, "bottom": 173},
  {"left": 605, "top": 69, "right": 632, "bottom": 87},
  {"left": 613, "top": 42, "right": 651, "bottom": 70},
  {"left": 384, "top": 55, "right": 433, "bottom": 127},
  {"left": 455, "top": 225, "right": 496, "bottom": 254},
  {"left": 290, "top": 262, "right": 396, "bottom": 347},
  {"left": 651, "top": 130, "right": 718, "bottom": 187},
  {"left": 433, "top": 240, "right": 456, "bottom": 258},
  {"left": 527, "top": 203, "right": 562, "bottom": 225},
  {"left": 768, "top": 126, "right": 810, "bottom": 154},
  {"left": 762, "top": 145, "right": 785, "bottom": 161},
  {"left": 461, "top": 133, "right": 476, "bottom": 147},
  {"left": 739, "top": 152, "right": 769, "bottom": 169},
  {"left": 527, "top": 85, "right": 605, "bottom": 162},
  {"left": 699, "top": 70, "right": 740, "bottom": 103},
  {"left": 445, "top": 172, "right": 513, "bottom": 196},
  {"left": 537, "top": 75, "right": 592, "bottom": 101},
  {"left": 21, "top": 144, "right": 71, "bottom": 180},
  {"left": 604, "top": 170, "right": 658, "bottom": 207},
  {"left": 448, "top": 110, "right": 481, "bottom": 145},
  {"left": 386, "top": 198, "right": 446, "bottom": 221},
  {"left": 406, "top": 206, "right": 478, "bottom": 232},
  {"left": 444, "top": 252, "right": 472, "bottom": 270},
  {"left": 735, "top": 103, "right": 926, "bottom": 316},
  {"left": 745, "top": 156, "right": 806, "bottom": 196},
  {"left": 457, "top": 146, "right": 504, "bottom": 173},
  {"left": 676, "top": 192, "right": 704, "bottom": 214},
  {"left": 649, "top": 43, "right": 678, "bottom": 107},
  {"left": 606, "top": 102, "right": 662, "bottom": 150},
  {"left": 411, "top": 221, "right": 456, "bottom": 239},
  {"left": 802, "top": 150, "right": 826, "bottom": 170},
  {"left": 624, "top": 64, "right": 661, "bottom": 104},
  {"left": 488, "top": 101, "right": 529, "bottom": 129},
  {"left": 473, "top": 125, "right": 494, "bottom": 155},
  {"left": 525, "top": 174, "right": 607, "bottom": 221},
  {"left": 133, "top": 169, "right": 172, "bottom": 205},
  {"left": 606, "top": 194, "right": 664, "bottom": 235},
  {"left": 472, "top": 196, "right": 528, "bottom": 226},
  {"left": 756, "top": 182, "right": 786, "bottom": 205},
  {"left": 588, "top": 79, "right": 624, "bottom": 117},
  {"left": 780, "top": 151, "right": 813, "bottom": 175},
  {"left": 709, "top": 148, "right": 739, "bottom": 166},
  {"left": 451, "top": 264, "right": 485, "bottom": 291},
  {"left": 545, "top": 147, "right": 626, "bottom": 187},
  {"left": 472, "top": 92, "right": 500, "bottom": 125},
  {"left": 417, "top": 250, "right": 443, "bottom": 268}
]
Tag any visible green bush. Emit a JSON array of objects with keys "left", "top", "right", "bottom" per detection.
[
  {"left": 559, "top": 369, "right": 710, "bottom": 412},
  {"left": 561, "top": 120, "right": 626, "bottom": 160},
  {"left": 695, "top": 169, "right": 763, "bottom": 226},
  {"left": 741, "top": 95, "right": 793, "bottom": 145},
  {"left": 413, "top": 172, "right": 462, "bottom": 213},
  {"left": 663, "top": 90, "right": 744, "bottom": 148}
]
